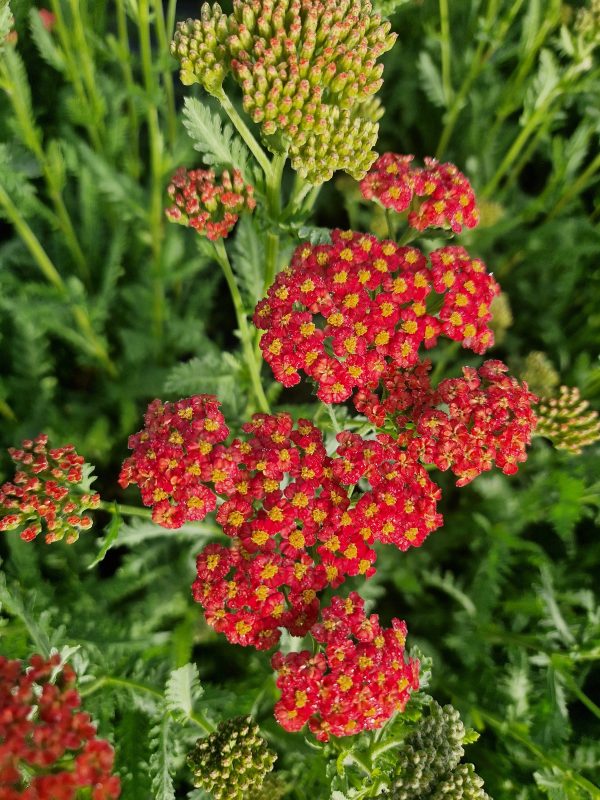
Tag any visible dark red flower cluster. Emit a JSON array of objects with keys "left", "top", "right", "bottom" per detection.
[
  {"left": 360, "top": 153, "right": 479, "bottom": 232},
  {"left": 119, "top": 395, "right": 230, "bottom": 528},
  {"left": 253, "top": 231, "right": 498, "bottom": 402},
  {"left": 165, "top": 166, "right": 256, "bottom": 240},
  {"left": 355, "top": 360, "right": 538, "bottom": 486},
  {"left": 121, "top": 396, "right": 441, "bottom": 648},
  {"left": 272, "top": 592, "right": 419, "bottom": 741},
  {"left": 0, "top": 434, "right": 99, "bottom": 544},
  {"left": 0, "top": 654, "right": 121, "bottom": 800},
  {"left": 188, "top": 409, "right": 441, "bottom": 649}
]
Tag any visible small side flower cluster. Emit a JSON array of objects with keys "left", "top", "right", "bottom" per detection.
[
  {"left": 187, "top": 716, "right": 276, "bottom": 800},
  {"left": 172, "top": 0, "right": 396, "bottom": 183},
  {"left": 0, "top": 654, "right": 121, "bottom": 800},
  {"left": 272, "top": 593, "right": 418, "bottom": 741},
  {"left": 0, "top": 434, "right": 99, "bottom": 543},
  {"left": 355, "top": 360, "right": 538, "bottom": 486},
  {"left": 360, "top": 153, "right": 479, "bottom": 233},
  {"left": 535, "top": 386, "right": 600, "bottom": 454},
  {"left": 119, "top": 395, "right": 230, "bottom": 527},
  {"left": 390, "top": 701, "right": 489, "bottom": 800},
  {"left": 165, "top": 166, "right": 256, "bottom": 240},
  {"left": 254, "top": 230, "right": 499, "bottom": 402}
]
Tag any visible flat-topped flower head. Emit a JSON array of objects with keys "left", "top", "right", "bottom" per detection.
[
  {"left": 272, "top": 592, "right": 419, "bottom": 740},
  {"left": 254, "top": 230, "right": 498, "bottom": 402},
  {"left": 0, "top": 654, "right": 120, "bottom": 800},
  {"left": 0, "top": 434, "right": 99, "bottom": 543},
  {"left": 190, "top": 410, "right": 442, "bottom": 649},
  {"left": 166, "top": 166, "right": 256, "bottom": 240},
  {"left": 172, "top": 0, "right": 397, "bottom": 184},
  {"left": 361, "top": 153, "right": 479, "bottom": 233}
]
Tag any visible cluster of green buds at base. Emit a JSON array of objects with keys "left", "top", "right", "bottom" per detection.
[
  {"left": 427, "top": 764, "right": 490, "bottom": 800},
  {"left": 171, "top": 0, "right": 396, "bottom": 184},
  {"left": 535, "top": 386, "right": 600, "bottom": 455},
  {"left": 387, "top": 702, "right": 489, "bottom": 800},
  {"left": 187, "top": 716, "right": 276, "bottom": 800},
  {"left": 520, "top": 351, "right": 559, "bottom": 398}
]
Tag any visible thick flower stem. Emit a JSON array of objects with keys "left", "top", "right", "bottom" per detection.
[
  {"left": 216, "top": 90, "right": 271, "bottom": 177},
  {"left": 438, "top": 0, "right": 453, "bottom": 106},
  {"left": 213, "top": 239, "right": 271, "bottom": 414}
]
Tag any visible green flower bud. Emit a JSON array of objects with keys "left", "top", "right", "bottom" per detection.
[
  {"left": 171, "top": 5, "right": 232, "bottom": 92},
  {"left": 430, "top": 764, "right": 490, "bottom": 800},
  {"left": 536, "top": 386, "right": 600, "bottom": 454},
  {"left": 489, "top": 292, "right": 513, "bottom": 344},
  {"left": 187, "top": 716, "right": 276, "bottom": 800}
]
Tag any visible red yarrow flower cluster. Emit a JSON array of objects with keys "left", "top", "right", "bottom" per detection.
[
  {"left": 0, "top": 434, "right": 99, "bottom": 543},
  {"left": 360, "top": 153, "right": 479, "bottom": 232},
  {"left": 191, "top": 410, "right": 442, "bottom": 648},
  {"left": 165, "top": 166, "right": 256, "bottom": 240},
  {"left": 272, "top": 592, "right": 419, "bottom": 741},
  {"left": 253, "top": 230, "right": 498, "bottom": 402},
  {"left": 121, "top": 397, "right": 442, "bottom": 649},
  {"left": 355, "top": 359, "right": 538, "bottom": 486},
  {"left": 119, "top": 395, "right": 230, "bottom": 528},
  {"left": 0, "top": 654, "right": 121, "bottom": 800}
]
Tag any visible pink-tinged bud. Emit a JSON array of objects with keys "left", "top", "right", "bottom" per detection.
[{"left": 165, "top": 166, "right": 256, "bottom": 240}]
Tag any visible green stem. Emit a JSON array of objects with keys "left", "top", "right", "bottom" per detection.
[
  {"left": 80, "top": 676, "right": 215, "bottom": 733},
  {"left": 482, "top": 92, "right": 559, "bottom": 198},
  {"left": 216, "top": 90, "right": 271, "bottom": 176},
  {"left": 548, "top": 150, "right": 600, "bottom": 219},
  {"left": 478, "top": 709, "right": 600, "bottom": 798},
  {"left": 49, "top": 0, "right": 104, "bottom": 152},
  {"left": 139, "top": 0, "right": 166, "bottom": 343},
  {"left": 67, "top": 0, "right": 106, "bottom": 144},
  {"left": 0, "top": 55, "right": 89, "bottom": 280},
  {"left": 435, "top": 0, "right": 526, "bottom": 158},
  {"left": 439, "top": 0, "right": 452, "bottom": 106},
  {"left": 264, "top": 231, "right": 279, "bottom": 294},
  {"left": 385, "top": 208, "right": 396, "bottom": 239},
  {"left": 116, "top": 0, "right": 141, "bottom": 178},
  {"left": 267, "top": 152, "right": 287, "bottom": 218},
  {"left": 213, "top": 239, "right": 270, "bottom": 413},
  {"left": 152, "top": 0, "right": 177, "bottom": 149},
  {"left": 0, "top": 182, "right": 116, "bottom": 375},
  {"left": 98, "top": 500, "right": 153, "bottom": 519}
]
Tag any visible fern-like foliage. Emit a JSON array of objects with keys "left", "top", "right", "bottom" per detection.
[{"left": 182, "top": 97, "right": 253, "bottom": 183}]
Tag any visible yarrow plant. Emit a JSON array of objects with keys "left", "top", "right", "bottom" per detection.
[
  {"left": 0, "top": 654, "right": 120, "bottom": 800},
  {"left": 0, "top": 434, "right": 99, "bottom": 543},
  {"left": 2, "top": 0, "right": 598, "bottom": 796}
]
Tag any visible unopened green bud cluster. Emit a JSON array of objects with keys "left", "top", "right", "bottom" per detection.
[
  {"left": 536, "top": 385, "right": 600, "bottom": 454},
  {"left": 489, "top": 292, "right": 513, "bottom": 344},
  {"left": 187, "top": 716, "right": 276, "bottom": 800},
  {"left": 172, "top": 0, "right": 396, "bottom": 184},
  {"left": 388, "top": 702, "right": 489, "bottom": 800}
]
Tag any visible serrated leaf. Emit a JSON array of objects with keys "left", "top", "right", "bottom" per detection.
[
  {"left": 297, "top": 225, "right": 331, "bottom": 245},
  {"left": 164, "top": 350, "right": 244, "bottom": 416},
  {"left": 149, "top": 715, "right": 176, "bottom": 800},
  {"left": 417, "top": 51, "right": 447, "bottom": 109},
  {"left": 232, "top": 215, "right": 265, "bottom": 305},
  {"left": 29, "top": 7, "right": 66, "bottom": 72},
  {"left": 182, "top": 97, "right": 252, "bottom": 182},
  {"left": 88, "top": 505, "right": 122, "bottom": 569},
  {"left": 165, "top": 663, "right": 203, "bottom": 720},
  {"left": 0, "top": 0, "right": 13, "bottom": 47}
]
